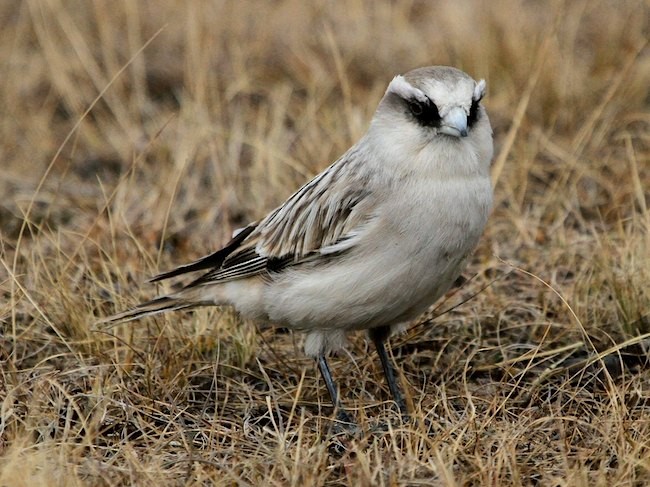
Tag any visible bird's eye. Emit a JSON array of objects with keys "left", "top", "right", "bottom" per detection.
[
  {"left": 407, "top": 97, "right": 441, "bottom": 127},
  {"left": 408, "top": 100, "right": 424, "bottom": 116}
]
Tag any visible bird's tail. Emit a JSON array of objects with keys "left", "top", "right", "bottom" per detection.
[{"left": 96, "top": 295, "right": 199, "bottom": 328}]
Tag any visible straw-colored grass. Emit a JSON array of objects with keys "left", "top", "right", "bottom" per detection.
[{"left": 1, "top": 1, "right": 649, "bottom": 485}]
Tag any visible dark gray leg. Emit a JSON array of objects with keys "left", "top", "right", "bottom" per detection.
[
  {"left": 369, "top": 326, "right": 409, "bottom": 418},
  {"left": 317, "top": 354, "right": 355, "bottom": 424}
]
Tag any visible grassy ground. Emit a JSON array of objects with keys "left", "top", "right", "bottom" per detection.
[{"left": 1, "top": 1, "right": 649, "bottom": 485}]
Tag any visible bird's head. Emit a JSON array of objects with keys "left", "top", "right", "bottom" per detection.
[
  {"left": 369, "top": 66, "right": 493, "bottom": 176},
  {"left": 380, "top": 66, "right": 488, "bottom": 138}
]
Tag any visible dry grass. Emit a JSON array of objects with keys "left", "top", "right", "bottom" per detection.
[{"left": 1, "top": 0, "right": 649, "bottom": 485}]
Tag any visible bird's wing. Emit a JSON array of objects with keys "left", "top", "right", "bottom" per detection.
[{"left": 183, "top": 150, "right": 376, "bottom": 287}]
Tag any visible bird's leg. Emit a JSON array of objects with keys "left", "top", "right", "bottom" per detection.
[
  {"left": 317, "top": 354, "right": 355, "bottom": 425},
  {"left": 369, "top": 326, "right": 409, "bottom": 418}
]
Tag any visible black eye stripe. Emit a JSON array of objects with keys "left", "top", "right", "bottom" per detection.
[
  {"left": 468, "top": 97, "right": 482, "bottom": 127},
  {"left": 406, "top": 97, "right": 441, "bottom": 127}
]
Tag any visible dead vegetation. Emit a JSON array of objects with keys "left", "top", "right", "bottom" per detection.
[{"left": 1, "top": 1, "right": 649, "bottom": 485}]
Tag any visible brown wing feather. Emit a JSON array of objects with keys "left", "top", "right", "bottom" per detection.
[
  {"left": 187, "top": 147, "right": 374, "bottom": 286},
  {"left": 255, "top": 148, "right": 372, "bottom": 258}
]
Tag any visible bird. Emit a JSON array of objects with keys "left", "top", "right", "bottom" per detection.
[{"left": 100, "top": 66, "right": 494, "bottom": 425}]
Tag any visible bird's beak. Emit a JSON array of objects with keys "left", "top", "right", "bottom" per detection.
[{"left": 439, "top": 106, "right": 468, "bottom": 138}]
